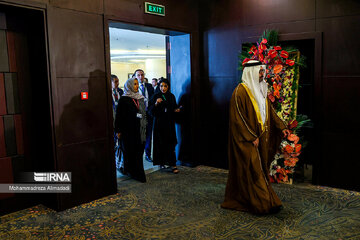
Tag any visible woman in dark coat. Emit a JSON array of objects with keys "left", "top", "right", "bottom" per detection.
[
  {"left": 149, "top": 78, "right": 181, "bottom": 173},
  {"left": 115, "top": 77, "right": 147, "bottom": 182}
]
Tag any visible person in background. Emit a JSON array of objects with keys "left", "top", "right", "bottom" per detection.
[
  {"left": 144, "top": 77, "right": 149, "bottom": 83},
  {"left": 221, "top": 60, "right": 290, "bottom": 214},
  {"left": 134, "top": 69, "right": 154, "bottom": 162},
  {"left": 115, "top": 77, "right": 147, "bottom": 182},
  {"left": 152, "top": 78, "right": 158, "bottom": 90},
  {"left": 149, "top": 78, "right": 181, "bottom": 174},
  {"left": 111, "top": 74, "right": 124, "bottom": 170}
]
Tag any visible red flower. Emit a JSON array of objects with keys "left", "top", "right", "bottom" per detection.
[
  {"left": 259, "top": 53, "right": 264, "bottom": 62},
  {"left": 249, "top": 45, "right": 257, "bottom": 54},
  {"left": 295, "top": 144, "right": 302, "bottom": 153},
  {"left": 274, "top": 46, "right": 282, "bottom": 50},
  {"left": 258, "top": 44, "right": 267, "bottom": 54},
  {"left": 242, "top": 58, "right": 250, "bottom": 65},
  {"left": 280, "top": 50, "right": 289, "bottom": 58},
  {"left": 268, "top": 93, "right": 275, "bottom": 102},
  {"left": 261, "top": 38, "right": 268, "bottom": 44},
  {"left": 268, "top": 49, "right": 277, "bottom": 59},
  {"left": 275, "top": 59, "right": 283, "bottom": 64},
  {"left": 286, "top": 59, "right": 295, "bottom": 66},
  {"left": 288, "top": 120, "right": 298, "bottom": 129}
]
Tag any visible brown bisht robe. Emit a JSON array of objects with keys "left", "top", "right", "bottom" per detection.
[{"left": 221, "top": 83, "right": 286, "bottom": 214}]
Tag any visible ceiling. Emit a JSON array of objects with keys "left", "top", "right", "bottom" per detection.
[{"left": 109, "top": 27, "right": 166, "bottom": 63}]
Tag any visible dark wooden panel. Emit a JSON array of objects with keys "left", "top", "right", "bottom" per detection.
[
  {"left": 322, "top": 77, "right": 360, "bottom": 133},
  {"left": 316, "top": 0, "right": 360, "bottom": 18},
  {"left": 56, "top": 76, "right": 108, "bottom": 146},
  {"left": 266, "top": 20, "right": 315, "bottom": 34},
  {"left": 0, "top": 116, "right": 6, "bottom": 157},
  {"left": 56, "top": 139, "right": 116, "bottom": 210},
  {"left": 4, "top": 73, "right": 20, "bottom": 114},
  {"left": 13, "top": 114, "right": 23, "bottom": 155},
  {"left": 318, "top": 131, "right": 360, "bottom": 191},
  {"left": 317, "top": 15, "right": 360, "bottom": 76},
  {"left": 47, "top": 7, "right": 105, "bottom": 78},
  {"left": 0, "top": 73, "right": 6, "bottom": 115},
  {"left": 0, "top": 157, "right": 14, "bottom": 200},
  {"left": 50, "top": 0, "right": 104, "bottom": 14},
  {"left": 6, "top": 31, "right": 16, "bottom": 72},
  {"left": 242, "top": 0, "right": 315, "bottom": 26},
  {"left": 206, "top": 26, "right": 241, "bottom": 78},
  {"left": 3, "top": 115, "right": 16, "bottom": 156},
  {"left": 0, "top": 30, "right": 9, "bottom": 72},
  {"left": 0, "top": 158, "right": 12, "bottom": 181},
  {"left": 104, "top": 0, "right": 198, "bottom": 32},
  {"left": 201, "top": 0, "right": 242, "bottom": 28},
  {"left": 0, "top": 12, "right": 6, "bottom": 30}
]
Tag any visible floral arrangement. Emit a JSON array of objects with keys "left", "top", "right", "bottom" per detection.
[{"left": 240, "top": 30, "right": 308, "bottom": 183}]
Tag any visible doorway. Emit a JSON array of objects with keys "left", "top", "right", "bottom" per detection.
[
  {"left": 0, "top": 4, "right": 54, "bottom": 214},
  {"left": 279, "top": 39, "right": 316, "bottom": 184},
  {"left": 107, "top": 22, "right": 191, "bottom": 184}
]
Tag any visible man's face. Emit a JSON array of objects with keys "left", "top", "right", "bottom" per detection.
[
  {"left": 259, "top": 66, "right": 265, "bottom": 82},
  {"left": 135, "top": 71, "right": 145, "bottom": 83},
  {"left": 152, "top": 79, "right": 157, "bottom": 87},
  {"left": 112, "top": 77, "right": 119, "bottom": 89}
]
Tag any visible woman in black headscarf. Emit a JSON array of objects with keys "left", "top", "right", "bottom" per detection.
[
  {"left": 115, "top": 77, "right": 147, "bottom": 182},
  {"left": 149, "top": 78, "right": 181, "bottom": 173}
]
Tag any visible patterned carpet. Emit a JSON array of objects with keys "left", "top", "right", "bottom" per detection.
[{"left": 0, "top": 166, "right": 360, "bottom": 239}]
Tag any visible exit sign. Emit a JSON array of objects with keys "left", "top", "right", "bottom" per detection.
[{"left": 145, "top": 2, "right": 165, "bottom": 16}]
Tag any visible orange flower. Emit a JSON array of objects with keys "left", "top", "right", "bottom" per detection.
[
  {"left": 284, "top": 160, "right": 294, "bottom": 167},
  {"left": 273, "top": 82, "right": 281, "bottom": 98},
  {"left": 285, "top": 158, "right": 298, "bottom": 167},
  {"left": 273, "top": 64, "right": 283, "bottom": 74},
  {"left": 291, "top": 152, "right": 301, "bottom": 157},
  {"left": 284, "top": 145, "right": 294, "bottom": 153},
  {"left": 295, "top": 144, "right": 301, "bottom": 153},
  {"left": 287, "top": 134, "right": 299, "bottom": 144}
]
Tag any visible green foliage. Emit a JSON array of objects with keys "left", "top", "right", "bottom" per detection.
[
  {"left": 259, "top": 29, "right": 279, "bottom": 46},
  {"left": 293, "top": 114, "right": 313, "bottom": 134},
  {"left": 283, "top": 46, "right": 307, "bottom": 68}
]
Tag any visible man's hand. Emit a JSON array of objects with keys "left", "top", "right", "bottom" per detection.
[
  {"left": 117, "top": 133, "right": 121, "bottom": 139},
  {"left": 282, "top": 129, "right": 291, "bottom": 138},
  {"left": 252, "top": 138, "right": 259, "bottom": 147}
]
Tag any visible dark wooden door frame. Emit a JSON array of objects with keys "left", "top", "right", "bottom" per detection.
[{"left": 103, "top": 17, "right": 198, "bottom": 185}]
